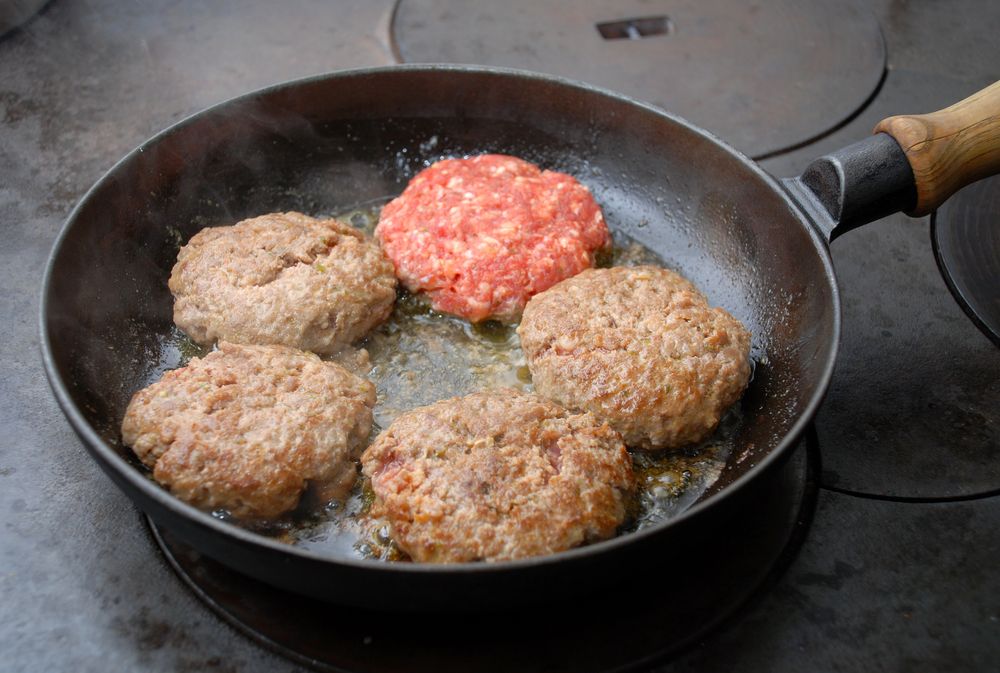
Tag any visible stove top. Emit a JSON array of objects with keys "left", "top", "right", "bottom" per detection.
[{"left": 2, "top": 1, "right": 998, "bottom": 671}]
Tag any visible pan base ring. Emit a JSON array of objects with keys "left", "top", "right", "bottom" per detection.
[{"left": 149, "top": 434, "right": 817, "bottom": 672}]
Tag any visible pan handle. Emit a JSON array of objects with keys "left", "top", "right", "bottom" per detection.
[
  {"left": 875, "top": 80, "right": 1000, "bottom": 217},
  {"left": 791, "top": 80, "right": 1000, "bottom": 240}
]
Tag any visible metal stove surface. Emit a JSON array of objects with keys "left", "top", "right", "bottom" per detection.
[{"left": 2, "top": 1, "right": 999, "bottom": 671}]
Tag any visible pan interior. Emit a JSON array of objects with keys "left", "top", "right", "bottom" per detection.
[{"left": 44, "top": 68, "right": 837, "bottom": 563}]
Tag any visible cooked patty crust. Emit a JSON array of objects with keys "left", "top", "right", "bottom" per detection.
[
  {"left": 170, "top": 211, "right": 397, "bottom": 354},
  {"left": 121, "top": 342, "right": 376, "bottom": 519},
  {"left": 517, "top": 266, "right": 752, "bottom": 450},
  {"left": 375, "top": 154, "right": 609, "bottom": 322},
  {"left": 361, "top": 388, "right": 633, "bottom": 562}
]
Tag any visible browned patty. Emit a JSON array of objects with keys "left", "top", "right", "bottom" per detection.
[
  {"left": 517, "top": 266, "right": 751, "bottom": 450},
  {"left": 121, "top": 342, "right": 376, "bottom": 519},
  {"left": 170, "top": 211, "right": 397, "bottom": 354},
  {"left": 361, "top": 389, "right": 633, "bottom": 563}
]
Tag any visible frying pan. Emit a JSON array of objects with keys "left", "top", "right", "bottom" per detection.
[{"left": 40, "top": 66, "right": 1000, "bottom": 611}]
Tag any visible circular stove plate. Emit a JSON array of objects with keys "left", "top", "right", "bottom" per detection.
[
  {"left": 390, "top": 0, "right": 886, "bottom": 159},
  {"left": 933, "top": 175, "right": 1000, "bottom": 348},
  {"left": 151, "top": 438, "right": 817, "bottom": 673}
]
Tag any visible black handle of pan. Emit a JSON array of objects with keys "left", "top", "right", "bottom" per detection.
[{"left": 786, "top": 79, "right": 1000, "bottom": 241}]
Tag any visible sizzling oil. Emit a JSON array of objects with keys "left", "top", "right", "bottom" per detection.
[{"left": 155, "top": 204, "right": 740, "bottom": 561}]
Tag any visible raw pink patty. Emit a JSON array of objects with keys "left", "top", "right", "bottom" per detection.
[{"left": 375, "top": 154, "right": 609, "bottom": 322}]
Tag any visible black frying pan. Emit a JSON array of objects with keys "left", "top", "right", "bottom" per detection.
[{"left": 40, "top": 66, "right": 1000, "bottom": 611}]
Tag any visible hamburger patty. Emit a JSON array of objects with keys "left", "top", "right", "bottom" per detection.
[
  {"left": 517, "top": 266, "right": 752, "bottom": 450},
  {"left": 375, "top": 154, "right": 609, "bottom": 322},
  {"left": 170, "top": 211, "right": 397, "bottom": 354},
  {"left": 121, "top": 342, "right": 376, "bottom": 519},
  {"left": 361, "top": 389, "right": 633, "bottom": 562}
]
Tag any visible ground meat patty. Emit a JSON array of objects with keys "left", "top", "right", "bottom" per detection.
[
  {"left": 361, "top": 389, "right": 633, "bottom": 563},
  {"left": 375, "top": 154, "right": 609, "bottom": 322},
  {"left": 517, "top": 266, "right": 751, "bottom": 450},
  {"left": 121, "top": 342, "right": 376, "bottom": 519},
  {"left": 170, "top": 211, "right": 397, "bottom": 354}
]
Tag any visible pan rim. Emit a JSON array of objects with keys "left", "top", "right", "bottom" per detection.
[{"left": 39, "top": 63, "right": 841, "bottom": 577}]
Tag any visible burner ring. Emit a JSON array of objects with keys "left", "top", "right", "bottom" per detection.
[
  {"left": 932, "top": 175, "right": 1000, "bottom": 348},
  {"left": 390, "top": 0, "right": 886, "bottom": 159}
]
